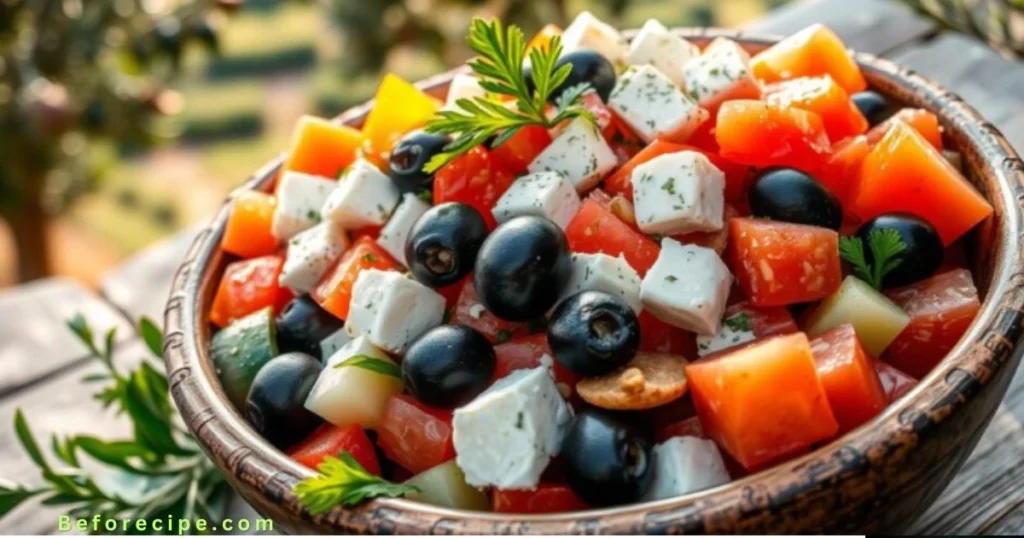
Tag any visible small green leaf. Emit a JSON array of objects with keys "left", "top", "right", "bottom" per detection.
[
  {"left": 294, "top": 452, "right": 417, "bottom": 515},
  {"left": 13, "top": 410, "right": 47, "bottom": 470},
  {"left": 139, "top": 318, "right": 164, "bottom": 358},
  {"left": 66, "top": 314, "right": 93, "bottom": 348},
  {"left": 0, "top": 481, "right": 43, "bottom": 517},
  {"left": 334, "top": 355, "right": 401, "bottom": 379}
]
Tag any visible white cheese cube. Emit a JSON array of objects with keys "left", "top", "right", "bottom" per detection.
[
  {"left": 528, "top": 118, "right": 616, "bottom": 193},
  {"left": 304, "top": 336, "right": 403, "bottom": 428},
  {"left": 453, "top": 367, "right": 572, "bottom": 489},
  {"left": 608, "top": 65, "right": 708, "bottom": 143},
  {"left": 626, "top": 20, "right": 700, "bottom": 87},
  {"left": 272, "top": 171, "right": 337, "bottom": 240},
  {"left": 377, "top": 193, "right": 430, "bottom": 267},
  {"left": 279, "top": 221, "right": 350, "bottom": 294},
  {"left": 321, "top": 159, "right": 400, "bottom": 229},
  {"left": 696, "top": 310, "right": 757, "bottom": 357},
  {"left": 640, "top": 239, "right": 732, "bottom": 335},
  {"left": 642, "top": 436, "right": 730, "bottom": 501},
  {"left": 444, "top": 73, "right": 486, "bottom": 109},
  {"left": 683, "top": 38, "right": 760, "bottom": 107},
  {"left": 345, "top": 269, "right": 445, "bottom": 353},
  {"left": 555, "top": 253, "right": 642, "bottom": 314},
  {"left": 492, "top": 172, "right": 581, "bottom": 230},
  {"left": 319, "top": 327, "right": 352, "bottom": 360},
  {"left": 560, "top": 11, "right": 629, "bottom": 68},
  {"left": 631, "top": 151, "right": 725, "bottom": 235}
]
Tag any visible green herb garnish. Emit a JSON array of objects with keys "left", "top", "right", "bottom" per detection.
[
  {"left": 421, "top": 17, "right": 595, "bottom": 172},
  {"left": 723, "top": 312, "right": 753, "bottom": 333},
  {"left": 334, "top": 355, "right": 401, "bottom": 379},
  {"left": 838, "top": 228, "right": 908, "bottom": 290},
  {"left": 294, "top": 452, "right": 418, "bottom": 515}
]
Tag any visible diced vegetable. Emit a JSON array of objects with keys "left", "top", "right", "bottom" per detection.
[
  {"left": 493, "top": 333, "right": 578, "bottom": 390},
  {"left": 491, "top": 125, "right": 553, "bottom": 175},
  {"left": 686, "top": 333, "right": 839, "bottom": 471},
  {"left": 726, "top": 218, "right": 842, "bottom": 306},
  {"left": 303, "top": 336, "right": 403, "bottom": 429},
  {"left": 716, "top": 100, "right": 832, "bottom": 170},
  {"left": 605, "top": 141, "right": 753, "bottom": 204},
  {"left": 875, "top": 361, "right": 918, "bottom": 403},
  {"left": 818, "top": 135, "right": 869, "bottom": 206},
  {"left": 527, "top": 23, "right": 562, "bottom": 52},
  {"left": 283, "top": 116, "right": 362, "bottom": 179},
  {"left": 565, "top": 199, "right": 661, "bottom": 276},
  {"left": 638, "top": 311, "right": 696, "bottom": 356},
  {"left": 311, "top": 236, "right": 401, "bottom": 321},
  {"left": 433, "top": 146, "right": 517, "bottom": 230},
  {"left": 750, "top": 24, "right": 867, "bottom": 94},
  {"left": 209, "top": 255, "right": 292, "bottom": 328},
  {"left": 449, "top": 276, "right": 527, "bottom": 344},
  {"left": 696, "top": 300, "right": 798, "bottom": 356},
  {"left": 804, "top": 275, "right": 911, "bottom": 357},
  {"left": 493, "top": 483, "right": 588, "bottom": 514},
  {"left": 221, "top": 191, "right": 279, "bottom": 259},
  {"left": 764, "top": 76, "right": 868, "bottom": 141},
  {"left": 673, "top": 204, "right": 740, "bottom": 255},
  {"left": 405, "top": 460, "right": 490, "bottom": 510},
  {"left": 288, "top": 424, "right": 380, "bottom": 475},
  {"left": 361, "top": 74, "right": 442, "bottom": 166},
  {"left": 884, "top": 268, "right": 981, "bottom": 378},
  {"left": 866, "top": 108, "right": 943, "bottom": 150},
  {"left": 852, "top": 121, "right": 993, "bottom": 245},
  {"left": 377, "top": 395, "right": 456, "bottom": 474},
  {"left": 809, "top": 324, "right": 887, "bottom": 434},
  {"left": 210, "top": 307, "right": 278, "bottom": 409}
]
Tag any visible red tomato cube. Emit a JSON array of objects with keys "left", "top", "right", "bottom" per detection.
[
  {"left": 810, "top": 324, "right": 888, "bottom": 434},
  {"left": 492, "top": 483, "right": 588, "bottom": 514},
  {"left": 883, "top": 268, "right": 981, "bottom": 378},
  {"left": 491, "top": 125, "right": 553, "bottom": 175},
  {"left": 312, "top": 236, "right": 401, "bottom": 321},
  {"left": 715, "top": 100, "right": 832, "bottom": 171},
  {"left": 875, "top": 361, "right": 918, "bottom": 403},
  {"left": 686, "top": 333, "right": 839, "bottom": 471},
  {"left": 434, "top": 146, "right": 516, "bottom": 230},
  {"left": 764, "top": 76, "right": 868, "bottom": 141},
  {"left": 726, "top": 218, "right": 842, "bottom": 306},
  {"left": 288, "top": 424, "right": 380, "bottom": 475},
  {"left": 565, "top": 199, "right": 660, "bottom": 276},
  {"left": 449, "top": 276, "right": 527, "bottom": 344},
  {"left": 638, "top": 311, "right": 696, "bottom": 356},
  {"left": 376, "top": 395, "right": 455, "bottom": 474},
  {"left": 493, "top": 333, "right": 577, "bottom": 389},
  {"left": 210, "top": 255, "right": 292, "bottom": 328}
]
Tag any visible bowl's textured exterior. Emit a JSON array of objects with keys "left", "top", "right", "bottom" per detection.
[{"left": 163, "top": 28, "right": 1024, "bottom": 534}]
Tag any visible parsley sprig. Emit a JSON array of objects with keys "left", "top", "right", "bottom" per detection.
[
  {"left": 839, "top": 228, "right": 908, "bottom": 290},
  {"left": 422, "top": 17, "right": 595, "bottom": 173},
  {"left": 294, "top": 453, "right": 418, "bottom": 515}
]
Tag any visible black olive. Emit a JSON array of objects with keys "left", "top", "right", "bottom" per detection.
[
  {"left": 525, "top": 49, "right": 616, "bottom": 102},
  {"left": 245, "top": 353, "right": 323, "bottom": 449},
  {"left": 851, "top": 91, "right": 893, "bottom": 127},
  {"left": 276, "top": 295, "right": 344, "bottom": 360},
  {"left": 402, "top": 325, "right": 496, "bottom": 408},
  {"left": 474, "top": 216, "right": 573, "bottom": 321},
  {"left": 548, "top": 291, "right": 640, "bottom": 376},
  {"left": 406, "top": 202, "right": 489, "bottom": 288},
  {"left": 560, "top": 409, "right": 653, "bottom": 507},
  {"left": 856, "top": 213, "right": 944, "bottom": 288},
  {"left": 389, "top": 130, "right": 451, "bottom": 193},
  {"left": 749, "top": 167, "right": 843, "bottom": 230}
]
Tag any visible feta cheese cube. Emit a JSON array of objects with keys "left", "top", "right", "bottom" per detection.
[
  {"left": 492, "top": 171, "right": 581, "bottom": 229},
  {"left": 528, "top": 118, "right": 617, "bottom": 193},
  {"left": 631, "top": 151, "right": 725, "bottom": 235},
  {"left": 377, "top": 193, "right": 430, "bottom": 267},
  {"left": 345, "top": 269, "right": 445, "bottom": 353},
  {"left": 560, "top": 11, "right": 629, "bottom": 68},
  {"left": 625, "top": 20, "right": 700, "bottom": 88},
  {"left": 642, "top": 436, "right": 730, "bottom": 501},
  {"left": 696, "top": 310, "right": 757, "bottom": 357},
  {"left": 608, "top": 65, "right": 708, "bottom": 143},
  {"left": 683, "top": 38, "right": 761, "bottom": 107},
  {"left": 453, "top": 367, "right": 573, "bottom": 489},
  {"left": 304, "top": 336, "right": 403, "bottom": 428},
  {"left": 279, "top": 221, "right": 350, "bottom": 293},
  {"left": 555, "top": 253, "right": 642, "bottom": 314},
  {"left": 321, "top": 159, "right": 400, "bottom": 229},
  {"left": 319, "top": 327, "right": 352, "bottom": 360},
  {"left": 640, "top": 239, "right": 732, "bottom": 335},
  {"left": 272, "top": 171, "right": 337, "bottom": 240},
  {"left": 444, "top": 73, "right": 486, "bottom": 109}
]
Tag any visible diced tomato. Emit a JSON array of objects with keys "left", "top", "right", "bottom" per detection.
[
  {"left": 565, "top": 199, "right": 661, "bottom": 276},
  {"left": 361, "top": 74, "right": 442, "bottom": 167},
  {"left": 716, "top": 100, "right": 832, "bottom": 170},
  {"left": 288, "top": 424, "right": 380, "bottom": 475},
  {"left": 852, "top": 121, "right": 993, "bottom": 245},
  {"left": 312, "top": 237, "right": 400, "bottom": 321},
  {"left": 350, "top": 225, "right": 382, "bottom": 242},
  {"left": 221, "top": 191, "right": 279, "bottom": 259},
  {"left": 493, "top": 333, "right": 578, "bottom": 388},
  {"left": 491, "top": 125, "right": 553, "bottom": 175},
  {"left": 883, "top": 268, "right": 981, "bottom": 378},
  {"left": 687, "top": 119, "right": 720, "bottom": 153},
  {"left": 726, "top": 218, "right": 842, "bottom": 306},
  {"left": 283, "top": 116, "right": 362, "bottom": 179},
  {"left": 875, "top": 361, "right": 918, "bottom": 403},
  {"left": 818, "top": 135, "right": 869, "bottom": 206},
  {"left": 449, "top": 276, "right": 527, "bottom": 344},
  {"left": 764, "top": 76, "right": 868, "bottom": 141},
  {"left": 586, "top": 189, "right": 640, "bottom": 231},
  {"left": 527, "top": 24, "right": 562, "bottom": 52},
  {"left": 809, "top": 324, "right": 887, "bottom": 434},
  {"left": 376, "top": 395, "right": 455, "bottom": 474},
  {"left": 434, "top": 146, "right": 516, "bottom": 230},
  {"left": 866, "top": 108, "right": 943, "bottom": 150},
  {"left": 686, "top": 333, "right": 839, "bottom": 471},
  {"left": 673, "top": 204, "right": 740, "bottom": 254},
  {"left": 701, "top": 300, "right": 800, "bottom": 357},
  {"left": 606, "top": 114, "right": 647, "bottom": 163},
  {"left": 210, "top": 255, "right": 292, "bottom": 328},
  {"left": 638, "top": 311, "right": 696, "bottom": 356},
  {"left": 604, "top": 141, "right": 753, "bottom": 203},
  {"left": 493, "top": 483, "right": 588, "bottom": 514},
  {"left": 751, "top": 24, "right": 867, "bottom": 94},
  {"left": 656, "top": 416, "right": 707, "bottom": 443},
  {"left": 581, "top": 90, "right": 616, "bottom": 139},
  {"left": 436, "top": 277, "right": 467, "bottom": 311}
]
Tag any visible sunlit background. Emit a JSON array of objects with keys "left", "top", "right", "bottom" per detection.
[{"left": 0, "top": 0, "right": 795, "bottom": 289}]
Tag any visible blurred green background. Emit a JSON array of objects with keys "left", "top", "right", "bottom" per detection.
[{"left": 0, "top": 0, "right": 790, "bottom": 288}]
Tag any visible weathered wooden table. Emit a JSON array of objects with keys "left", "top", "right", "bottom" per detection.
[{"left": 2, "top": 0, "right": 1023, "bottom": 533}]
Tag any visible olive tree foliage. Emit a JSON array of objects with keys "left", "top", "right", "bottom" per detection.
[
  {"left": 901, "top": 0, "right": 1024, "bottom": 55},
  {"left": 0, "top": 0, "right": 235, "bottom": 282}
]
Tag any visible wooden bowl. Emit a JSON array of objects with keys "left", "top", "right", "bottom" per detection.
[{"left": 163, "top": 28, "right": 1024, "bottom": 534}]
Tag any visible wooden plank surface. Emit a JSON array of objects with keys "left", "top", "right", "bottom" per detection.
[{"left": 0, "top": 278, "right": 132, "bottom": 398}]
